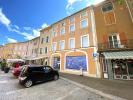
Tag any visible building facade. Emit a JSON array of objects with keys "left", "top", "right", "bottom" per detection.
[
  {"left": 94, "top": 0, "right": 133, "bottom": 80},
  {"left": 26, "top": 37, "right": 40, "bottom": 64},
  {"left": 36, "top": 26, "right": 52, "bottom": 65},
  {"left": 50, "top": 7, "right": 100, "bottom": 77}
]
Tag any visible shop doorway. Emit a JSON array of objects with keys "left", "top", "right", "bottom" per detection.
[
  {"left": 112, "top": 59, "right": 133, "bottom": 80},
  {"left": 53, "top": 57, "right": 60, "bottom": 70}
]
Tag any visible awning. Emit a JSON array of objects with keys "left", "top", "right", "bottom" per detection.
[
  {"left": 103, "top": 51, "right": 133, "bottom": 59},
  {"left": 25, "top": 56, "right": 48, "bottom": 60}
]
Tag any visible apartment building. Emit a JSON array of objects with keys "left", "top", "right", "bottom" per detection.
[
  {"left": 13, "top": 42, "right": 28, "bottom": 59},
  {"left": 36, "top": 26, "right": 52, "bottom": 65},
  {"left": 94, "top": 0, "right": 133, "bottom": 80},
  {"left": 0, "top": 43, "right": 15, "bottom": 59},
  {"left": 50, "top": 7, "right": 100, "bottom": 77},
  {"left": 26, "top": 37, "right": 40, "bottom": 64}
]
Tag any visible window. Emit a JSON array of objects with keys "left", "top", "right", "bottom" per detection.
[
  {"left": 46, "top": 36, "right": 49, "bottom": 43},
  {"left": 52, "top": 43, "right": 56, "bottom": 51},
  {"left": 81, "top": 35, "right": 89, "bottom": 48},
  {"left": 52, "top": 31, "right": 57, "bottom": 37},
  {"left": 41, "top": 38, "right": 43, "bottom": 44},
  {"left": 60, "top": 28, "right": 65, "bottom": 35},
  {"left": 102, "top": 2, "right": 113, "bottom": 13},
  {"left": 61, "top": 22, "right": 65, "bottom": 26},
  {"left": 40, "top": 48, "right": 42, "bottom": 54},
  {"left": 81, "top": 19, "right": 88, "bottom": 28},
  {"left": 59, "top": 40, "right": 65, "bottom": 50},
  {"left": 69, "top": 38, "right": 75, "bottom": 49},
  {"left": 108, "top": 34, "right": 120, "bottom": 48},
  {"left": 44, "top": 47, "right": 48, "bottom": 54},
  {"left": 70, "top": 17, "right": 74, "bottom": 23},
  {"left": 70, "top": 24, "right": 75, "bottom": 32},
  {"left": 80, "top": 11, "right": 87, "bottom": 18}
]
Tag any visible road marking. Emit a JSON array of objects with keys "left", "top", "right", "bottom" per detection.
[
  {"left": 0, "top": 80, "right": 8, "bottom": 83},
  {"left": 55, "top": 88, "right": 80, "bottom": 100}
]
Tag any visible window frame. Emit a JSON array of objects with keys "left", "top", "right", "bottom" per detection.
[
  {"left": 69, "top": 38, "right": 75, "bottom": 49},
  {"left": 69, "top": 24, "right": 75, "bottom": 32},
  {"left": 80, "top": 18, "right": 88, "bottom": 29},
  {"left": 59, "top": 40, "right": 65, "bottom": 50},
  {"left": 81, "top": 34, "right": 90, "bottom": 48},
  {"left": 60, "top": 27, "right": 65, "bottom": 35}
]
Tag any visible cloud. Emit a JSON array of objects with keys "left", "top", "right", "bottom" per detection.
[
  {"left": 41, "top": 23, "right": 48, "bottom": 28},
  {"left": 66, "top": 0, "right": 105, "bottom": 14},
  {"left": 0, "top": 8, "right": 11, "bottom": 27},
  {"left": 23, "top": 27, "right": 32, "bottom": 31},
  {"left": 7, "top": 37, "right": 17, "bottom": 43}
]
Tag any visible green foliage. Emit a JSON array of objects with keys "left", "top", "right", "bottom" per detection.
[{"left": 116, "top": 0, "right": 125, "bottom": 5}]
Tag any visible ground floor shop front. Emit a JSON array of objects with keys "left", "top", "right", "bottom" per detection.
[
  {"left": 51, "top": 48, "right": 100, "bottom": 78},
  {"left": 100, "top": 51, "right": 133, "bottom": 80}
]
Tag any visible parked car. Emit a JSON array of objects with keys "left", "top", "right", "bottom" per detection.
[
  {"left": 19, "top": 65, "right": 59, "bottom": 88},
  {"left": 12, "top": 62, "right": 25, "bottom": 77}
]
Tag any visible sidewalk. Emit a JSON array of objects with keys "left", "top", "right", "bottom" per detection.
[{"left": 60, "top": 72, "right": 133, "bottom": 100}]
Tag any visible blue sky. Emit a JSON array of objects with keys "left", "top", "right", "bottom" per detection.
[{"left": 0, "top": 0, "right": 104, "bottom": 45}]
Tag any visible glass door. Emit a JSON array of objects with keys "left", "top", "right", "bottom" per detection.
[
  {"left": 109, "top": 35, "right": 119, "bottom": 48},
  {"left": 127, "top": 60, "right": 133, "bottom": 80}
]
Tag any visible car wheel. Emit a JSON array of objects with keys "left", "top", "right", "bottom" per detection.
[
  {"left": 24, "top": 80, "right": 33, "bottom": 88},
  {"left": 54, "top": 74, "right": 59, "bottom": 80}
]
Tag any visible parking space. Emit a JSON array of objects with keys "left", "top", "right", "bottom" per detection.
[{"left": 0, "top": 71, "right": 109, "bottom": 100}]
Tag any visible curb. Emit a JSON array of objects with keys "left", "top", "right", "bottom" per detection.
[{"left": 60, "top": 77, "right": 126, "bottom": 100}]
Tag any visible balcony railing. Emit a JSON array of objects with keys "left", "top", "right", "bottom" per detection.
[{"left": 98, "top": 40, "right": 133, "bottom": 51}]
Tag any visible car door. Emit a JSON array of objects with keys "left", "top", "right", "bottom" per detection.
[
  {"left": 32, "top": 67, "right": 44, "bottom": 82},
  {"left": 43, "top": 66, "right": 54, "bottom": 81}
]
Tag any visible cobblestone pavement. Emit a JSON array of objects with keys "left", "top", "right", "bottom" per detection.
[{"left": 0, "top": 71, "right": 110, "bottom": 100}]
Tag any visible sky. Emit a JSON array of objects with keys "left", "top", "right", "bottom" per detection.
[{"left": 0, "top": 0, "right": 105, "bottom": 45}]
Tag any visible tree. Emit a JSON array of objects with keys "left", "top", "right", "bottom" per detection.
[{"left": 116, "top": 0, "right": 125, "bottom": 5}]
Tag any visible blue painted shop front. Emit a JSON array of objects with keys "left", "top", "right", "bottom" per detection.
[{"left": 66, "top": 56, "right": 87, "bottom": 71}]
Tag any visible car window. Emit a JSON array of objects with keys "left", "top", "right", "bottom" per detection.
[{"left": 44, "top": 66, "right": 52, "bottom": 73}]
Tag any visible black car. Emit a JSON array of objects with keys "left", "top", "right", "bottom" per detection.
[{"left": 19, "top": 65, "right": 59, "bottom": 88}]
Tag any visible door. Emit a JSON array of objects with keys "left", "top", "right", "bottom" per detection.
[
  {"left": 31, "top": 67, "right": 44, "bottom": 82},
  {"left": 43, "top": 66, "right": 53, "bottom": 81},
  {"left": 53, "top": 57, "right": 60, "bottom": 70},
  {"left": 109, "top": 35, "right": 119, "bottom": 48},
  {"left": 127, "top": 60, "right": 133, "bottom": 80},
  {"left": 113, "top": 60, "right": 128, "bottom": 79}
]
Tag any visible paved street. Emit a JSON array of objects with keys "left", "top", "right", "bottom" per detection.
[{"left": 0, "top": 71, "right": 110, "bottom": 100}]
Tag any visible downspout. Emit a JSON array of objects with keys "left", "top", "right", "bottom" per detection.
[
  {"left": 125, "top": 0, "right": 133, "bottom": 23},
  {"left": 90, "top": 6, "right": 100, "bottom": 78}
]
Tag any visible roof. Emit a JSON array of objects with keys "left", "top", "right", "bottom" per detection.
[{"left": 103, "top": 51, "right": 133, "bottom": 59}]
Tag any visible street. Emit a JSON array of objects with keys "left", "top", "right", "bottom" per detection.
[{"left": 0, "top": 71, "right": 109, "bottom": 100}]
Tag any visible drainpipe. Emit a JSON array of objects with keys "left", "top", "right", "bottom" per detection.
[
  {"left": 90, "top": 6, "right": 100, "bottom": 78},
  {"left": 125, "top": 0, "right": 133, "bottom": 23}
]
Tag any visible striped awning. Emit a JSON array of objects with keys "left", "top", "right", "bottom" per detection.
[{"left": 103, "top": 51, "right": 133, "bottom": 59}]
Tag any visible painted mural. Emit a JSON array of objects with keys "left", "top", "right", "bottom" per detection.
[{"left": 66, "top": 56, "right": 87, "bottom": 71}]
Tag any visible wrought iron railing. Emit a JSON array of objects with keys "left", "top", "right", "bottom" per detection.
[{"left": 98, "top": 40, "right": 133, "bottom": 51}]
